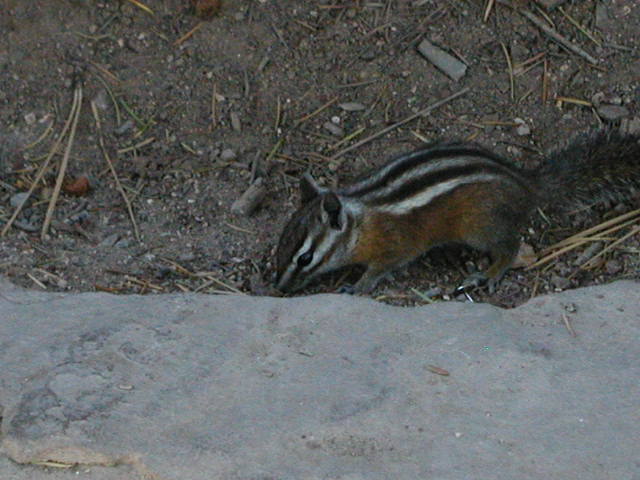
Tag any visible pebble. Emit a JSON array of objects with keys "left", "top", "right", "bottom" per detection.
[
  {"left": 595, "top": 2, "right": 610, "bottom": 29},
  {"left": 10, "top": 192, "right": 30, "bottom": 208},
  {"left": 359, "top": 48, "right": 377, "bottom": 61},
  {"left": 514, "top": 118, "right": 531, "bottom": 136},
  {"left": 323, "top": 121, "right": 344, "bottom": 137},
  {"left": 422, "top": 287, "right": 442, "bottom": 298},
  {"left": 605, "top": 259, "right": 622, "bottom": 275},
  {"left": 114, "top": 119, "right": 135, "bottom": 136},
  {"left": 417, "top": 39, "right": 467, "bottom": 81},
  {"left": 115, "top": 238, "right": 131, "bottom": 248},
  {"left": 12, "top": 219, "right": 38, "bottom": 233},
  {"left": 551, "top": 274, "right": 571, "bottom": 290},
  {"left": 220, "top": 148, "right": 237, "bottom": 161},
  {"left": 100, "top": 233, "right": 120, "bottom": 247},
  {"left": 24, "top": 112, "right": 36, "bottom": 125},
  {"left": 620, "top": 117, "right": 640, "bottom": 136},
  {"left": 597, "top": 104, "right": 629, "bottom": 121},
  {"left": 179, "top": 252, "right": 196, "bottom": 262},
  {"left": 516, "top": 123, "right": 531, "bottom": 136},
  {"left": 230, "top": 112, "right": 242, "bottom": 132},
  {"left": 339, "top": 102, "right": 366, "bottom": 112},
  {"left": 93, "top": 89, "right": 110, "bottom": 111},
  {"left": 231, "top": 178, "right": 267, "bottom": 216},
  {"left": 536, "top": 0, "right": 568, "bottom": 9},
  {"left": 574, "top": 242, "right": 602, "bottom": 265}
]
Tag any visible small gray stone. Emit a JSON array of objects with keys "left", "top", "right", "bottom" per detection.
[
  {"left": 230, "top": 112, "right": 242, "bottom": 132},
  {"left": 516, "top": 122, "right": 531, "bottom": 136},
  {"left": 605, "top": 259, "right": 622, "bottom": 275},
  {"left": 597, "top": 104, "right": 629, "bottom": 121},
  {"left": 620, "top": 117, "right": 640, "bottom": 136},
  {"left": 10, "top": 192, "right": 30, "bottom": 208},
  {"left": 114, "top": 119, "right": 135, "bottom": 136},
  {"left": 24, "top": 113, "right": 36, "bottom": 125},
  {"left": 323, "top": 121, "right": 344, "bottom": 137},
  {"left": 534, "top": 0, "right": 568, "bottom": 10},
  {"left": 595, "top": 2, "right": 610, "bottom": 29},
  {"left": 339, "top": 102, "right": 366, "bottom": 112},
  {"left": 100, "top": 233, "right": 120, "bottom": 247},
  {"left": 115, "top": 238, "right": 131, "bottom": 248},
  {"left": 179, "top": 252, "right": 196, "bottom": 262},
  {"left": 551, "top": 274, "right": 571, "bottom": 290},
  {"left": 574, "top": 242, "right": 602, "bottom": 266},
  {"left": 220, "top": 149, "right": 237, "bottom": 161},
  {"left": 231, "top": 178, "right": 267, "bottom": 216},
  {"left": 93, "top": 88, "right": 110, "bottom": 111},
  {"left": 417, "top": 39, "right": 467, "bottom": 81},
  {"left": 359, "top": 48, "right": 377, "bottom": 61}
]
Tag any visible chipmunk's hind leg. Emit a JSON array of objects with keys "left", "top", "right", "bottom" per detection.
[{"left": 458, "top": 232, "right": 521, "bottom": 294}]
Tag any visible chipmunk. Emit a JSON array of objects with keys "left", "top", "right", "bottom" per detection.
[{"left": 275, "top": 129, "right": 640, "bottom": 294}]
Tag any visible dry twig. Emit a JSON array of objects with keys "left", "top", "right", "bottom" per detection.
[
  {"left": 500, "top": 42, "right": 515, "bottom": 102},
  {"left": 91, "top": 101, "right": 141, "bottom": 243},
  {"left": 41, "top": 85, "right": 83, "bottom": 240},
  {"left": 520, "top": 9, "right": 597, "bottom": 64},
  {"left": 175, "top": 22, "right": 204, "bottom": 46}
]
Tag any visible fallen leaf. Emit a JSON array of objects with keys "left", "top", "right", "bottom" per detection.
[
  {"left": 63, "top": 175, "right": 90, "bottom": 196},
  {"left": 191, "top": 0, "right": 222, "bottom": 19}
]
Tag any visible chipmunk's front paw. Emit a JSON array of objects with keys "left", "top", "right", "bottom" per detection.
[
  {"left": 455, "top": 272, "right": 488, "bottom": 295},
  {"left": 337, "top": 284, "right": 356, "bottom": 294}
]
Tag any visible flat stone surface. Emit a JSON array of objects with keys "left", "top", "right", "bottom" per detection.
[{"left": 0, "top": 278, "right": 638, "bottom": 479}]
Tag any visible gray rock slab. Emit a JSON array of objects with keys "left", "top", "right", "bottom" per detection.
[{"left": 1, "top": 278, "right": 639, "bottom": 480}]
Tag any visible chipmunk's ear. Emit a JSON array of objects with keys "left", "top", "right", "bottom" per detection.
[
  {"left": 321, "top": 192, "right": 343, "bottom": 230},
  {"left": 299, "top": 172, "right": 324, "bottom": 205}
]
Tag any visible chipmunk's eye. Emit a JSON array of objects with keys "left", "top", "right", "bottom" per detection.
[{"left": 297, "top": 250, "right": 313, "bottom": 267}]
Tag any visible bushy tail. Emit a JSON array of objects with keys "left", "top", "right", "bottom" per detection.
[{"left": 538, "top": 128, "right": 640, "bottom": 208}]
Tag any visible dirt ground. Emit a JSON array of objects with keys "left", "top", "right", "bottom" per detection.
[{"left": 1, "top": 0, "right": 638, "bottom": 307}]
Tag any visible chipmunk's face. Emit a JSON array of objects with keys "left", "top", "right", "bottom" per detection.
[{"left": 275, "top": 175, "right": 348, "bottom": 293}]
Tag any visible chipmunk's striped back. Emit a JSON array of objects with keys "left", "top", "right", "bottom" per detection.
[{"left": 340, "top": 143, "right": 535, "bottom": 213}]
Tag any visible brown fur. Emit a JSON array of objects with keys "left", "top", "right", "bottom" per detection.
[{"left": 352, "top": 182, "right": 532, "bottom": 277}]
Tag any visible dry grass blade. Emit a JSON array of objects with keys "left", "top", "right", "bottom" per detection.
[
  {"left": 27, "top": 272, "right": 47, "bottom": 290},
  {"left": 175, "top": 22, "right": 204, "bottom": 46},
  {"left": 580, "top": 225, "right": 640, "bottom": 269},
  {"left": 529, "top": 208, "right": 640, "bottom": 269},
  {"left": 91, "top": 101, "right": 141, "bottom": 243},
  {"left": 211, "top": 81, "right": 217, "bottom": 130},
  {"left": 558, "top": 7, "right": 601, "bottom": 46},
  {"left": 125, "top": 0, "right": 154, "bottom": 15},
  {"left": 541, "top": 208, "right": 640, "bottom": 253},
  {"left": 2, "top": 90, "right": 81, "bottom": 237},
  {"left": 561, "top": 313, "right": 577, "bottom": 337},
  {"left": 89, "top": 61, "right": 121, "bottom": 84},
  {"left": 541, "top": 59, "right": 550, "bottom": 103},
  {"left": 23, "top": 119, "right": 54, "bottom": 150},
  {"left": 555, "top": 96, "right": 592, "bottom": 107},
  {"left": 195, "top": 276, "right": 245, "bottom": 294},
  {"left": 41, "top": 85, "right": 83, "bottom": 240},
  {"left": 94, "top": 73, "right": 122, "bottom": 126},
  {"left": 295, "top": 97, "right": 338, "bottom": 126},
  {"left": 117, "top": 137, "right": 155, "bottom": 154},
  {"left": 500, "top": 42, "right": 515, "bottom": 102},
  {"left": 483, "top": 0, "right": 495, "bottom": 22}
]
